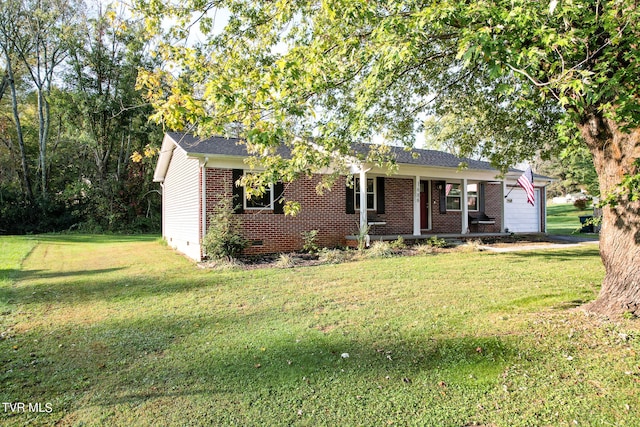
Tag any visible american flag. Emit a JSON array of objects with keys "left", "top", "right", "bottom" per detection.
[{"left": 517, "top": 167, "right": 535, "bottom": 206}]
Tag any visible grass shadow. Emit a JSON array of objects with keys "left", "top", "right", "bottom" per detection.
[
  {"left": 506, "top": 246, "right": 602, "bottom": 261},
  {"left": 2, "top": 270, "right": 216, "bottom": 305},
  {"left": 33, "top": 234, "right": 160, "bottom": 245},
  {"left": 2, "top": 310, "right": 524, "bottom": 426}
]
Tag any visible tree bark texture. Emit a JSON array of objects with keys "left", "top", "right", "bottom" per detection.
[
  {"left": 37, "top": 88, "right": 50, "bottom": 198},
  {"left": 6, "top": 63, "right": 34, "bottom": 202},
  {"left": 578, "top": 113, "right": 640, "bottom": 316}
]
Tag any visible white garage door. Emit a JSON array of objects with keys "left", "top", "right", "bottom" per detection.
[{"left": 504, "top": 188, "right": 541, "bottom": 233}]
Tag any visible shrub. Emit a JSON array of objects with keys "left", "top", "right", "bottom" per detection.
[
  {"left": 211, "top": 258, "right": 245, "bottom": 270},
  {"left": 319, "top": 248, "right": 352, "bottom": 265},
  {"left": 275, "top": 253, "right": 296, "bottom": 269},
  {"left": 365, "top": 240, "right": 393, "bottom": 258},
  {"left": 389, "top": 236, "right": 406, "bottom": 250},
  {"left": 414, "top": 244, "right": 436, "bottom": 255},
  {"left": 573, "top": 198, "right": 589, "bottom": 210},
  {"left": 424, "top": 236, "right": 448, "bottom": 248},
  {"left": 356, "top": 223, "right": 370, "bottom": 251},
  {"left": 202, "top": 197, "right": 248, "bottom": 261},
  {"left": 301, "top": 230, "right": 320, "bottom": 253},
  {"left": 456, "top": 239, "right": 483, "bottom": 253}
]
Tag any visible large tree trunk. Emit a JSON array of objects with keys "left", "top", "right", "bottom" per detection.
[{"left": 578, "top": 113, "right": 640, "bottom": 317}]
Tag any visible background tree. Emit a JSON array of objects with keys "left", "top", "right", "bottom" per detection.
[
  {"left": 11, "top": 0, "right": 83, "bottom": 198},
  {"left": 422, "top": 74, "right": 563, "bottom": 163},
  {"left": 0, "top": 0, "right": 161, "bottom": 234},
  {"left": 0, "top": 1, "right": 34, "bottom": 202},
  {"left": 58, "top": 2, "right": 161, "bottom": 231},
  {"left": 535, "top": 147, "right": 600, "bottom": 199},
  {"left": 136, "top": 0, "right": 640, "bottom": 317}
]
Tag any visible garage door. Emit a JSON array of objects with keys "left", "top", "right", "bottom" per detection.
[{"left": 504, "top": 188, "right": 541, "bottom": 233}]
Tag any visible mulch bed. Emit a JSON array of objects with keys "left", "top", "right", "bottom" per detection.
[{"left": 198, "top": 234, "right": 576, "bottom": 270}]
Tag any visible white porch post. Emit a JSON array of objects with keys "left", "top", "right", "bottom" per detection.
[
  {"left": 359, "top": 167, "right": 368, "bottom": 231},
  {"left": 461, "top": 178, "right": 469, "bottom": 234},
  {"left": 413, "top": 176, "right": 421, "bottom": 236}
]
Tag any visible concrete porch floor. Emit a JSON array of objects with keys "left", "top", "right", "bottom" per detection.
[{"left": 345, "top": 232, "right": 512, "bottom": 242}]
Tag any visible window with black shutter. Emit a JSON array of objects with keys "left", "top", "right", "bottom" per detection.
[{"left": 354, "top": 177, "right": 376, "bottom": 210}]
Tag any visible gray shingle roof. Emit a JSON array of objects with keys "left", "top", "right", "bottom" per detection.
[
  {"left": 168, "top": 132, "right": 497, "bottom": 171},
  {"left": 168, "top": 132, "right": 247, "bottom": 156},
  {"left": 352, "top": 143, "right": 497, "bottom": 171}
]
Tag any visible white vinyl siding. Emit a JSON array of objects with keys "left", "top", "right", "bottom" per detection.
[
  {"left": 505, "top": 188, "right": 541, "bottom": 233},
  {"left": 163, "top": 147, "right": 202, "bottom": 260}
]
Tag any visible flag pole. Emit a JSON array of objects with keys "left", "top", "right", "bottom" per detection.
[{"left": 504, "top": 186, "right": 516, "bottom": 198}]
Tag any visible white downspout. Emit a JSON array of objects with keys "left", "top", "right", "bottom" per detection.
[{"left": 201, "top": 158, "right": 208, "bottom": 243}]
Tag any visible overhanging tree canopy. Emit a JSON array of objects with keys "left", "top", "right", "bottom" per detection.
[{"left": 136, "top": 0, "right": 640, "bottom": 317}]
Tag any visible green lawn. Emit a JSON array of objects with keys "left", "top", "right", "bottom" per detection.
[
  {"left": 546, "top": 203, "right": 598, "bottom": 237},
  {"left": 0, "top": 236, "right": 37, "bottom": 314},
  {"left": 1, "top": 235, "right": 638, "bottom": 426}
]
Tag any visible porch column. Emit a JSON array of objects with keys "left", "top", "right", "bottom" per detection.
[
  {"left": 413, "top": 176, "right": 421, "bottom": 236},
  {"left": 359, "top": 167, "right": 368, "bottom": 231},
  {"left": 461, "top": 178, "right": 469, "bottom": 234}
]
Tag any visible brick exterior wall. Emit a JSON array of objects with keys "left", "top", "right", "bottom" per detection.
[
  {"left": 203, "top": 169, "right": 355, "bottom": 255},
  {"left": 201, "top": 168, "right": 506, "bottom": 255},
  {"left": 367, "top": 178, "right": 414, "bottom": 236},
  {"left": 480, "top": 182, "right": 503, "bottom": 234},
  {"left": 202, "top": 169, "right": 423, "bottom": 255},
  {"left": 430, "top": 181, "right": 503, "bottom": 234}
]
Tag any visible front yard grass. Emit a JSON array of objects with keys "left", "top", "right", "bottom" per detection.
[
  {"left": 0, "top": 236, "right": 37, "bottom": 315},
  {"left": 546, "top": 203, "right": 597, "bottom": 237},
  {"left": 1, "top": 235, "right": 638, "bottom": 426}
]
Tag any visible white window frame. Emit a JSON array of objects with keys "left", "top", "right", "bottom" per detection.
[
  {"left": 355, "top": 177, "right": 376, "bottom": 211},
  {"left": 446, "top": 183, "right": 462, "bottom": 211},
  {"left": 467, "top": 182, "right": 479, "bottom": 212},
  {"left": 446, "top": 182, "right": 480, "bottom": 211},
  {"left": 244, "top": 183, "right": 274, "bottom": 210}
]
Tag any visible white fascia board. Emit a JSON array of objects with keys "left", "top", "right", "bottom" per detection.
[
  {"left": 368, "top": 163, "right": 502, "bottom": 182},
  {"left": 182, "top": 150, "right": 507, "bottom": 183},
  {"left": 504, "top": 172, "right": 555, "bottom": 187},
  {"left": 153, "top": 133, "right": 181, "bottom": 182},
  {"left": 187, "top": 153, "right": 247, "bottom": 170},
  {"left": 189, "top": 151, "right": 346, "bottom": 175}
]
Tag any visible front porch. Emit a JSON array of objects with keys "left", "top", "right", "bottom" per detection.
[
  {"left": 345, "top": 232, "right": 511, "bottom": 245},
  {"left": 349, "top": 164, "right": 507, "bottom": 238}
]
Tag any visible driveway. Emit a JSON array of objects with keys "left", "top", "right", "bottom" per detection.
[{"left": 478, "top": 235, "right": 599, "bottom": 253}]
